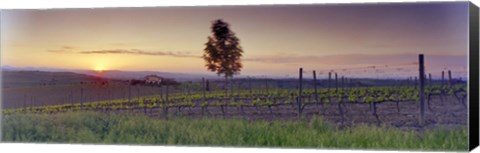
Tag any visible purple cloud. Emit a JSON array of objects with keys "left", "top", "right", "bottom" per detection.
[
  {"left": 48, "top": 48, "right": 200, "bottom": 58},
  {"left": 78, "top": 49, "right": 200, "bottom": 58}
]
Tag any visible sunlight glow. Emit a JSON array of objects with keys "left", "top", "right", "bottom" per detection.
[{"left": 94, "top": 66, "right": 105, "bottom": 72}]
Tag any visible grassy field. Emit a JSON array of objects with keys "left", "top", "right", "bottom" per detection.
[{"left": 1, "top": 111, "right": 468, "bottom": 151}]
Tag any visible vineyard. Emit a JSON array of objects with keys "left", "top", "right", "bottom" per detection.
[
  {"left": 0, "top": 55, "right": 470, "bottom": 150},
  {"left": 2, "top": 77, "right": 468, "bottom": 131},
  {"left": 1, "top": 55, "right": 470, "bottom": 132}
]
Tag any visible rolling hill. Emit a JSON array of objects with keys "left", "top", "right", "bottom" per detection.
[
  {"left": 1, "top": 71, "right": 109, "bottom": 88},
  {"left": 1, "top": 66, "right": 222, "bottom": 83}
]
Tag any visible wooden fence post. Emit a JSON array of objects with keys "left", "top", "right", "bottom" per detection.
[
  {"left": 346, "top": 77, "right": 349, "bottom": 91},
  {"left": 298, "top": 68, "right": 303, "bottom": 117},
  {"left": 165, "top": 85, "right": 169, "bottom": 118},
  {"left": 230, "top": 79, "right": 234, "bottom": 96},
  {"left": 137, "top": 86, "right": 140, "bottom": 102},
  {"left": 428, "top": 73, "right": 432, "bottom": 88},
  {"left": 414, "top": 76, "right": 418, "bottom": 90},
  {"left": 335, "top": 72, "right": 338, "bottom": 92},
  {"left": 187, "top": 81, "right": 191, "bottom": 95},
  {"left": 419, "top": 54, "right": 425, "bottom": 126},
  {"left": 159, "top": 84, "right": 163, "bottom": 99},
  {"left": 249, "top": 77, "right": 252, "bottom": 94},
  {"left": 80, "top": 87, "right": 84, "bottom": 110},
  {"left": 406, "top": 77, "right": 410, "bottom": 87},
  {"left": 442, "top": 71, "right": 445, "bottom": 87},
  {"left": 448, "top": 70, "right": 452, "bottom": 88},
  {"left": 206, "top": 79, "right": 210, "bottom": 92},
  {"left": 202, "top": 77, "right": 206, "bottom": 100},
  {"left": 23, "top": 95, "right": 27, "bottom": 113},
  {"left": 328, "top": 72, "right": 332, "bottom": 92},
  {"left": 313, "top": 70, "right": 319, "bottom": 103},
  {"left": 128, "top": 84, "right": 131, "bottom": 103},
  {"left": 265, "top": 78, "right": 268, "bottom": 94},
  {"left": 30, "top": 96, "right": 34, "bottom": 112}
]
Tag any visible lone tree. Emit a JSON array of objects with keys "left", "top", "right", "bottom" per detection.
[{"left": 203, "top": 19, "right": 244, "bottom": 97}]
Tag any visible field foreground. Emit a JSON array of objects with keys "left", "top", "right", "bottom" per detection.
[{"left": 1, "top": 111, "right": 468, "bottom": 151}]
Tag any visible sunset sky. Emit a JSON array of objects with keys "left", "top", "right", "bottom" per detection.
[{"left": 0, "top": 2, "right": 469, "bottom": 79}]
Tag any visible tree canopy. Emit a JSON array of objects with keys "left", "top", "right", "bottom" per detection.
[{"left": 203, "top": 19, "right": 243, "bottom": 79}]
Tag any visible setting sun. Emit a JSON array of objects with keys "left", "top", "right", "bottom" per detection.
[{"left": 94, "top": 66, "right": 105, "bottom": 72}]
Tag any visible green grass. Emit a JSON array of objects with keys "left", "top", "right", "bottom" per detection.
[{"left": 1, "top": 111, "right": 468, "bottom": 151}]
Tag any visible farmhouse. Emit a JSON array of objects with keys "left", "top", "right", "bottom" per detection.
[{"left": 144, "top": 75, "right": 162, "bottom": 85}]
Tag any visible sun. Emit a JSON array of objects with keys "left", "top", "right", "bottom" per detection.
[{"left": 94, "top": 66, "right": 105, "bottom": 72}]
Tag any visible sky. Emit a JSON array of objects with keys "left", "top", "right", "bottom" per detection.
[{"left": 0, "top": 2, "right": 470, "bottom": 79}]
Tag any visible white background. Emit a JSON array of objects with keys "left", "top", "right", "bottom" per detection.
[{"left": 0, "top": 0, "right": 479, "bottom": 153}]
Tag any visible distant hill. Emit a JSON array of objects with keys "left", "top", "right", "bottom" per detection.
[
  {"left": 1, "top": 66, "right": 222, "bottom": 82},
  {"left": 77, "top": 70, "right": 220, "bottom": 81},
  {"left": 1, "top": 71, "right": 109, "bottom": 88}
]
